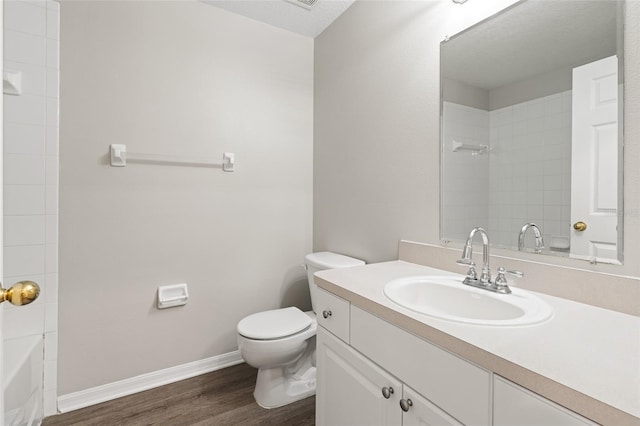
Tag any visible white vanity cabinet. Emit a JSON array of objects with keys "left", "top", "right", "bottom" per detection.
[
  {"left": 493, "top": 377, "right": 596, "bottom": 426},
  {"left": 316, "top": 327, "right": 462, "bottom": 426},
  {"left": 315, "top": 288, "right": 598, "bottom": 426},
  {"left": 316, "top": 327, "right": 402, "bottom": 426},
  {"left": 350, "top": 306, "right": 491, "bottom": 425},
  {"left": 316, "top": 297, "right": 488, "bottom": 426}
]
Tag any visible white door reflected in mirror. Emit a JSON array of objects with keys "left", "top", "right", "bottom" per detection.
[{"left": 570, "top": 55, "right": 620, "bottom": 264}]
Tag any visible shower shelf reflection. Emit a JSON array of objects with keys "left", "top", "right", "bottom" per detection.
[{"left": 452, "top": 140, "right": 488, "bottom": 155}]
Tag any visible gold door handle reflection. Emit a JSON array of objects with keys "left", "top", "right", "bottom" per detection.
[
  {"left": 573, "top": 221, "right": 587, "bottom": 232},
  {"left": 0, "top": 281, "right": 40, "bottom": 306}
]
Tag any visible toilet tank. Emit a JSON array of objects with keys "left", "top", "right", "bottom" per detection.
[{"left": 304, "top": 252, "right": 365, "bottom": 313}]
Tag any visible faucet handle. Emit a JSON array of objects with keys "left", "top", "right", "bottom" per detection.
[
  {"left": 504, "top": 269, "right": 524, "bottom": 278},
  {"left": 457, "top": 259, "right": 477, "bottom": 282},
  {"left": 494, "top": 267, "right": 523, "bottom": 293},
  {"left": 493, "top": 267, "right": 511, "bottom": 293},
  {"left": 495, "top": 267, "right": 524, "bottom": 279}
]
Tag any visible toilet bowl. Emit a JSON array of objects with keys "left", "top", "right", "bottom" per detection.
[{"left": 237, "top": 252, "right": 365, "bottom": 409}]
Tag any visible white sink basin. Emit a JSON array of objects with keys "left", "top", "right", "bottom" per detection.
[{"left": 383, "top": 276, "right": 553, "bottom": 326}]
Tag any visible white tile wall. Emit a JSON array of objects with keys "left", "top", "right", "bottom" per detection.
[
  {"left": 4, "top": 31, "right": 46, "bottom": 65},
  {"left": 441, "top": 102, "right": 490, "bottom": 241},
  {"left": 4, "top": 0, "right": 46, "bottom": 36},
  {"left": 5, "top": 122, "right": 46, "bottom": 154},
  {"left": 4, "top": 184, "right": 46, "bottom": 215},
  {"left": 4, "top": 215, "right": 46, "bottom": 246},
  {"left": 488, "top": 91, "right": 572, "bottom": 249},
  {"left": 443, "top": 92, "right": 571, "bottom": 250},
  {"left": 4, "top": 245, "right": 45, "bottom": 276},
  {"left": 3, "top": 0, "right": 59, "bottom": 417},
  {"left": 4, "top": 61, "right": 46, "bottom": 96}
]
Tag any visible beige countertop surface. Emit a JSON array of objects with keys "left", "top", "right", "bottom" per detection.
[{"left": 315, "top": 260, "right": 640, "bottom": 426}]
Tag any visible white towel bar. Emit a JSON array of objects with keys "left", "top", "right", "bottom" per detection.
[{"left": 110, "top": 144, "right": 234, "bottom": 172}]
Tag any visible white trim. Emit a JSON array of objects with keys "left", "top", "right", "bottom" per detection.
[{"left": 57, "top": 350, "right": 244, "bottom": 413}]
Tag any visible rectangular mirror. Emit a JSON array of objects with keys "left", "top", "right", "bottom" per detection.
[{"left": 440, "top": 0, "right": 624, "bottom": 264}]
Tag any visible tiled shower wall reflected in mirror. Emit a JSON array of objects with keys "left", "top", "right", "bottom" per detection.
[{"left": 442, "top": 91, "right": 571, "bottom": 250}]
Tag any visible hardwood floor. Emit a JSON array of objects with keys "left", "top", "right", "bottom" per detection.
[{"left": 43, "top": 363, "right": 315, "bottom": 426}]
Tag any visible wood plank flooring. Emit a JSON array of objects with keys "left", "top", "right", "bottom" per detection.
[{"left": 43, "top": 363, "right": 315, "bottom": 426}]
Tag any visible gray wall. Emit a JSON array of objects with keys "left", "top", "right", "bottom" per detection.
[
  {"left": 489, "top": 66, "right": 572, "bottom": 110},
  {"left": 314, "top": 1, "right": 439, "bottom": 263},
  {"left": 59, "top": 1, "right": 313, "bottom": 394},
  {"left": 443, "top": 67, "right": 571, "bottom": 112},
  {"left": 314, "top": 0, "right": 518, "bottom": 263},
  {"left": 442, "top": 78, "right": 489, "bottom": 110},
  {"left": 314, "top": 0, "right": 640, "bottom": 277}
]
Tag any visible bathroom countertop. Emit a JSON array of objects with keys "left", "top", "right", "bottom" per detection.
[{"left": 315, "top": 260, "right": 640, "bottom": 426}]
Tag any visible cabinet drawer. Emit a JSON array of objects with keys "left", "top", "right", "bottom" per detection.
[
  {"left": 494, "top": 376, "right": 596, "bottom": 426},
  {"left": 316, "top": 288, "right": 350, "bottom": 343},
  {"left": 350, "top": 306, "right": 491, "bottom": 425}
]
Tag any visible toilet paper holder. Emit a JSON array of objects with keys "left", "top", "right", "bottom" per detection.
[{"left": 157, "top": 283, "right": 189, "bottom": 309}]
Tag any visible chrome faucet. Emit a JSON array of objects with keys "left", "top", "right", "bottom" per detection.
[
  {"left": 457, "top": 227, "right": 522, "bottom": 294},
  {"left": 518, "top": 223, "right": 544, "bottom": 253},
  {"left": 457, "top": 227, "right": 491, "bottom": 285}
]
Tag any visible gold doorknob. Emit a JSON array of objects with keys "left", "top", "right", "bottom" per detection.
[
  {"left": 573, "top": 221, "right": 587, "bottom": 232},
  {"left": 0, "top": 281, "right": 40, "bottom": 306}
]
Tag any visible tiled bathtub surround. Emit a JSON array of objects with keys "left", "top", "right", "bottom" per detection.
[{"left": 3, "top": 0, "right": 60, "bottom": 416}]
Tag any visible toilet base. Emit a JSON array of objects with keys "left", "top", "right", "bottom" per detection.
[
  {"left": 254, "top": 364, "right": 316, "bottom": 409},
  {"left": 238, "top": 312, "right": 318, "bottom": 409},
  {"left": 253, "top": 339, "right": 317, "bottom": 409}
]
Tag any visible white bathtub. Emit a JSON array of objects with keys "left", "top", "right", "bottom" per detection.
[{"left": 3, "top": 335, "right": 43, "bottom": 426}]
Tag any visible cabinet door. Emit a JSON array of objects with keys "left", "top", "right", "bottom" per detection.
[
  {"left": 494, "top": 377, "right": 596, "bottom": 426},
  {"left": 402, "top": 386, "right": 462, "bottom": 426},
  {"left": 316, "top": 327, "right": 402, "bottom": 426},
  {"left": 351, "top": 306, "right": 491, "bottom": 425}
]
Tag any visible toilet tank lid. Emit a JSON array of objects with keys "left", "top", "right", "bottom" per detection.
[
  {"left": 305, "top": 252, "right": 365, "bottom": 270},
  {"left": 237, "top": 307, "right": 312, "bottom": 340}
]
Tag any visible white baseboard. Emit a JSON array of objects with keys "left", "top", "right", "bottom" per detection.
[{"left": 57, "top": 350, "right": 244, "bottom": 413}]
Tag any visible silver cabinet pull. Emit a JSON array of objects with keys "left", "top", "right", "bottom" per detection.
[
  {"left": 400, "top": 398, "right": 413, "bottom": 412},
  {"left": 322, "top": 310, "right": 332, "bottom": 319},
  {"left": 381, "top": 386, "right": 394, "bottom": 399}
]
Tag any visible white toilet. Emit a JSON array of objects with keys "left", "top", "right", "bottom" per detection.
[{"left": 237, "top": 252, "right": 365, "bottom": 409}]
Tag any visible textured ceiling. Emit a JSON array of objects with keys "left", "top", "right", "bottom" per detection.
[
  {"left": 442, "top": 1, "right": 619, "bottom": 90},
  {"left": 203, "top": 0, "right": 355, "bottom": 38}
]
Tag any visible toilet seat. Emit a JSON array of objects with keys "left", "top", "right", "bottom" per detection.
[{"left": 238, "top": 307, "right": 312, "bottom": 340}]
